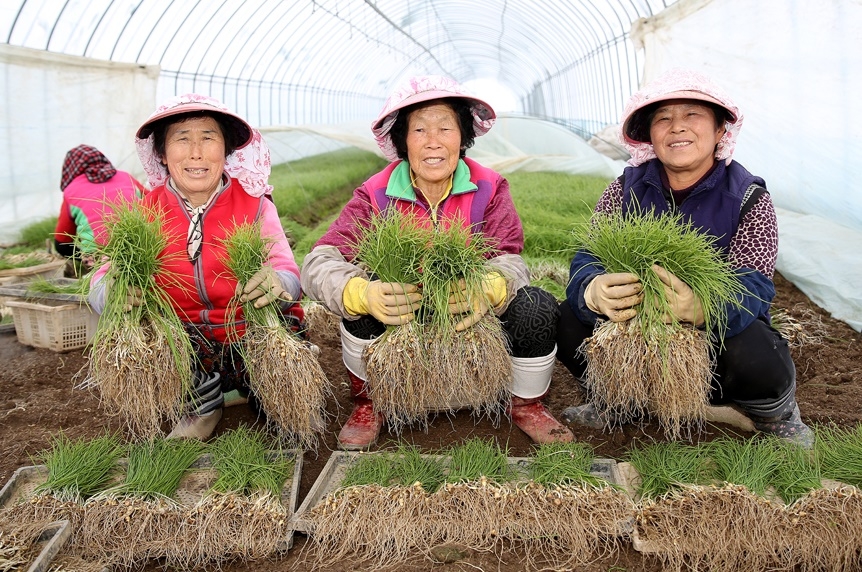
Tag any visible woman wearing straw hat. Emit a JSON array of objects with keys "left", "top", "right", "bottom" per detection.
[
  {"left": 302, "top": 75, "right": 572, "bottom": 449},
  {"left": 556, "top": 69, "right": 813, "bottom": 447},
  {"left": 88, "top": 94, "right": 303, "bottom": 440}
]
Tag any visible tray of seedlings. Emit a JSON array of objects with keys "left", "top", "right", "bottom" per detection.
[
  {"left": 0, "top": 277, "right": 88, "bottom": 303},
  {"left": 293, "top": 437, "right": 633, "bottom": 571},
  {"left": 0, "top": 427, "right": 302, "bottom": 570},
  {"left": 624, "top": 427, "right": 862, "bottom": 572}
]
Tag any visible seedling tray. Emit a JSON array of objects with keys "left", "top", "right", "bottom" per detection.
[{"left": 291, "top": 450, "right": 621, "bottom": 534}]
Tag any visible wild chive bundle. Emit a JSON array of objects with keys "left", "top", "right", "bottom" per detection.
[
  {"left": 221, "top": 221, "right": 330, "bottom": 449},
  {"left": 704, "top": 437, "right": 782, "bottom": 496},
  {"left": 35, "top": 433, "right": 124, "bottom": 501},
  {"left": 87, "top": 199, "right": 194, "bottom": 440},
  {"left": 111, "top": 438, "right": 205, "bottom": 500},
  {"left": 341, "top": 445, "right": 445, "bottom": 493},
  {"left": 815, "top": 425, "right": 862, "bottom": 487},
  {"left": 571, "top": 207, "right": 748, "bottom": 439},
  {"left": 445, "top": 437, "right": 512, "bottom": 484},
  {"left": 353, "top": 211, "right": 511, "bottom": 430},
  {"left": 625, "top": 441, "right": 708, "bottom": 500},
  {"left": 529, "top": 442, "right": 606, "bottom": 487},
  {"left": 209, "top": 426, "right": 293, "bottom": 497}
]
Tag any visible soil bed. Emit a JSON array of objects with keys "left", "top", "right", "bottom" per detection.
[{"left": 0, "top": 272, "right": 859, "bottom": 571}]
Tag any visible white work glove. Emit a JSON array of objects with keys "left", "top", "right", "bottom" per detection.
[
  {"left": 345, "top": 278, "right": 423, "bottom": 326},
  {"left": 239, "top": 266, "right": 290, "bottom": 309},
  {"left": 652, "top": 264, "right": 705, "bottom": 326},
  {"left": 584, "top": 272, "right": 643, "bottom": 322}
]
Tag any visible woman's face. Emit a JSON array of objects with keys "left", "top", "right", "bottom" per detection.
[
  {"left": 162, "top": 116, "right": 226, "bottom": 199},
  {"left": 406, "top": 103, "right": 462, "bottom": 193},
  {"left": 649, "top": 100, "right": 725, "bottom": 183}
]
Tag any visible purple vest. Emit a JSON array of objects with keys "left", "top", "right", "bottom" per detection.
[{"left": 621, "top": 159, "right": 765, "bottom": 253}]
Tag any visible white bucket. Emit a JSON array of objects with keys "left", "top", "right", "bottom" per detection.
[
  {"left": 509, "top": 346, "right": 556, "bottom": 399},
  {"left": 340, "top": 321, "right": 371, "bottom": 379}
]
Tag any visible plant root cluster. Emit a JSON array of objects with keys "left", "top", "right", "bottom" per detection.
[
  {"left": 364, "top": 316, "right": 511, "bottom": 432},
  {"left": 87, "top": 317, "right": 190, "bottom": 440},
  {"left": 635, "top": 483, "right": 862, "bottom": 572},
  {"left": 243, "top": 323, "right": 331, "bottom": 449},
  {"left": 305, "top": 478, "right": 631, "bottom": 571},
  {"left": 5, "top": 491, "right": 289, "bottom": 569},
  {"left": 583, "top": 317, "right": 712, "bottom": 439}
]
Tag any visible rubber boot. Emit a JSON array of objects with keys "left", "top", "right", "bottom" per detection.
[
  {"left": 509, "top": 393, "right": 574, "bottom": 444},
  {"left": 337, "top": 371, "right": 383, "bottom": 451},
  {"left": 168, "top": 371, "right": 224, "bottom": 440}
]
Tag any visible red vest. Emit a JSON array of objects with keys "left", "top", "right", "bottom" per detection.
[
  {"left": 145, "top": 179, "right": 264, "bottom": 342},
  {"left": 366, "top": 157, "right": 500, "bottom": 233}
]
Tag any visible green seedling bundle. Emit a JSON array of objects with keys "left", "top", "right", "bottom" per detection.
[
  {"left": 353, "top": 210, "right": 510, "bottom": 431},
  {"left": 222, "top": 221, "right": 330, "bottom": 450},
  {"left": 307, "top": 438, "right": 630, "bottom": 571},
  {"left": 86, "top": 200, "right": 194, "bottom": 440},
  {"left": 571, "top": 207, "right": 748, "bottom": 439},
  {"left": 627, "top": 434, "right": 862, "bottom": 572}
]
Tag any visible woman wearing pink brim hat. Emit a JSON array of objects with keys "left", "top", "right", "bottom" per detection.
[
  {"left": 302, "top": 75, "right": 573, "bottom": 449},
  {"left": 556, "top": 69, "right": 813, "bottom": 447},
  {"left": 89, "top": 94, "right": 303, "bottom": 440}
]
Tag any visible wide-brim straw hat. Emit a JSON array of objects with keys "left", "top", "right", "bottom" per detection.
[
  {"left": 136, "top": 94, "right": 253, "bottom": 149},
  {"left": 372, "top": 75, "right": 496, "bottom": 161}
]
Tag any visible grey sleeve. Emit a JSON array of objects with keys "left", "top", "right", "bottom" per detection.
[{"left": 300, "top": 245, "right": 368, "bottom": 319}]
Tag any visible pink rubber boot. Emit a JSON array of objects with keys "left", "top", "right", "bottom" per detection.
[{"left": 509, "top": 394, "right": 574, "bottom": 444}]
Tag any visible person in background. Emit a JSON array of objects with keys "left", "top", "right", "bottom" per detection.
[
  {"left": 302, "top": 75, "right": 573, "bottom": 449},
  {"left": 88, "top": 94, "right": 302, "bottom": 440},
  {"left": 54, "top": 145, "right": 145, "bottom": 273},
  {"left": 556, "top": 68, "right": 814, "bottom": 447}
]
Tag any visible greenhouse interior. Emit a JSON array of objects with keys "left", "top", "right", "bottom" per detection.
[{"left": 1, "top": 0, "right": 859, "bottom": 331}]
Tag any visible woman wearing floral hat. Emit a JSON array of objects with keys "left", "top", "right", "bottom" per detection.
[
  {"left": 302, "top": 75, "right": 572, "bottom": 449},
  {"left": 556, "top": 69, "right": 813, "bottom": 447},
  {"left": 88, "top": 94, "right": 302, "bottom": 440}
]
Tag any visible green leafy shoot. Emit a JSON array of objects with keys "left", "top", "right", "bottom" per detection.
[
  {"left": 816, "top": 425, "right": 862, "bottom": 488},
  {"left": 625, "top": 441, "right": 708, "bottom": 500},
  {"left": 528, "top": 442, "right": 607, "bottom": 488},
  {"left": 341, "top": 453, "right": 396, "bottom": 488},
  {"left": 351, "top": 210, "right": 428, "bottom": 286},
  {"left": 35, "top": 433, "right": 124, "bottom": 501},
  {"left": 703, "top": 437, "right": 782, "bottom": 496},
  {"left": 220, "top": 220, "right": 277, "bottom": 327},
  {"left": 770, "top": 439, "right": 821, "bottom": 503},
  {"left": 209, "top": 426, "right": 293, "bottom": 497},
  {"left": 572, "top": 206, "right": 748, "bottom": 346},
  {"left": 445, "top": 437, "right": 512, "bottom": 484},
  {"left": 111, "top": 438, "right": 205, "bottom": 500},
  {"left": 24, "top": 277, "right": 87, "bottom": 295},
  {"left": 390, "top": 444, "right": 445, "bottom": 492}
]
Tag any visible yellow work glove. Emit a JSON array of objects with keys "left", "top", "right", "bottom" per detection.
[
  {"left": 342, "top": 277, "right": 423, "bottom": 326},
  {"left": 447, "top": 272, "right": 507, "bottom": 332},
  {"left": 651, "top": 264, "right": 705, "bottom": 326},
  {"left": 238, "top": 266, "right": 290, "bottom": 309},
  {"left": 584, "top": 272, "right": 643, "bottom": 322}
]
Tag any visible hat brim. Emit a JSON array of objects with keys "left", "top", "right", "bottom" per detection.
[
  {"left": 136, "top": 102, "right": 253, "bottom": 149},
  {"left": 372, "top": 90, "right": 496, "bottom": 132},
  {"left": 623, "top": 90, "right": 738, "bottom": 144}
]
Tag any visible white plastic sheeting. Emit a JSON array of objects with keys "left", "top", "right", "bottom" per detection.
[
  {"left": 0, "top": 44, "right": 157, "bottom": 241},
  {"left": 631, "top": 0, "right": 862, "bottom": 331}
]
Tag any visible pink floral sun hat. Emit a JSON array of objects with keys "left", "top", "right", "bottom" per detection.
[
  {"left": 620, "top": 68, "right": 743, "bottom": 167},
  {"left": 372, "top": 75, "right": 496, "bottom": 161},
  {"left": 135, "top": 94, "right": 273, "bottom": 197}
]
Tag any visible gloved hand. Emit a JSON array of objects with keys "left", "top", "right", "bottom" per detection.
[
  {"left": 239, "top": 266, "right": 290, "bottom": 309},
  {"left": 343, "top": 277, "right": 422, "bottom": 325},
  {"left": 447, "top": 273, "right": 507, "bottom": 332},
  {"left": 652, "top": 264, "right": 705, "bottom": 326},
  {"left": 123, "top": 286, "right": 144, "bottom": 313},
  {"left": 584, "top": 272, "right": 643, "bottom": 322}
]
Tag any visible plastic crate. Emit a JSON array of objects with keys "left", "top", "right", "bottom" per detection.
[{"left": 5, "top": 299, "right": 97, "bottom": 352}]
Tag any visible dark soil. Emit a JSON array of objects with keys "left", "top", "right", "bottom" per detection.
[{"left": 1, "top": 272, "right": 859, "bottom": 571}]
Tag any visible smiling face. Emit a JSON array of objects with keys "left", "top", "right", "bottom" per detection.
[
  {"left": 405, "top": 103, "right": 462, "bottom": 201},
  {"left": 649, "top": 99, "right": 726, "bottom": 188},
  {"left": 162, "top": 116, "right": 227, "bottom": 203}
]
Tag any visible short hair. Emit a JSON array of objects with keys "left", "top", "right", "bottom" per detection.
[
  {"left": 389, "top": 98, "right": 476, "bottom": 161},
  {"left": 150, "top": 111, "right": 244, "bottom": 161}
]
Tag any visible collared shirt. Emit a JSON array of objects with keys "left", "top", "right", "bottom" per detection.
[{"left": 167, "top": 176, "right": 229, "bottom": 262}]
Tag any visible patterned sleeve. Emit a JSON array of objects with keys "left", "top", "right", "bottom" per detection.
[{"left": 727, "top": 192, "right": 778, "bottom": 279}]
